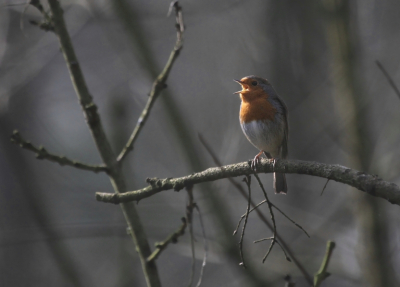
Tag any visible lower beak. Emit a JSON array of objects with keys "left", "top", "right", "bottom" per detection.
[{"left": 233, "top": 79, "right": 244, "bottom": 94}]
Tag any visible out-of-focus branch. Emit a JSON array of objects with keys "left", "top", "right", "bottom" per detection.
[
  {"left": 324, "top": 1, "right": 392, "bottom": 286},
  {"left": 96, "top": 159, "right": 400, "bottom": 206},
  {"left": 11, "top": 130, "right": 108, "bottom": 173},
  {"left": 117, "top": 1, "right": 184, "bottom": 162},
  {"left": 46, "top": 1, "right": 161, "bottom": 286},
  {"left": 186, "top": 186, "right": 196, "bottom": 287},
  {"left": 146, "top": 217, "right": 187, "bottom": 263},
  {"left": 313, "top": 241, "right": 335, "bottom": 287},
  {"left": 376, "top": 60, "right": 400, "bottom": 100}
]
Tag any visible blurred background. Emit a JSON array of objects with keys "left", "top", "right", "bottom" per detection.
[{"left": 1, "top": 0, "right": 400, "bottom": 286}]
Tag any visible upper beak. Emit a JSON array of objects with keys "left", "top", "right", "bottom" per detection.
[{"left": 233, "top": 79, "right": 243, "bottom": 94}]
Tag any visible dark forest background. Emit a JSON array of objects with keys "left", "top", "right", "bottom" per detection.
[{"left": 1, "top": 0, "right": 400, "bottom": 286}]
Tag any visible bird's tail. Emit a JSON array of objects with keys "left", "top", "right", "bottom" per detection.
[{"left": 274, "top": 172, "right": 287, "bottom": 194}]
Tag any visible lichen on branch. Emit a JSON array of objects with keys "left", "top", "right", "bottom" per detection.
[{"left": 96, "top": 158, "right": 400, "bottom": 206}]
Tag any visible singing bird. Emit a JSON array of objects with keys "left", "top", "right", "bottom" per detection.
[{"left": 234, "top": 76, "right": 288, "bottom": 194}]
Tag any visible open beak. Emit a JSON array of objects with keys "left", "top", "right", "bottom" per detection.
[{"left": 233, "top": 79, "right": 245, "bottom": 94}]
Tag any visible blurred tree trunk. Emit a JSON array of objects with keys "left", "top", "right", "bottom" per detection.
[{"left": 323, "top": 1, "right": 391, "bottom": 286}]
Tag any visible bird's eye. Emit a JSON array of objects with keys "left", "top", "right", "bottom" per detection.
[{"left": 251, "top": 81, "right": 257, "bottom": 86}]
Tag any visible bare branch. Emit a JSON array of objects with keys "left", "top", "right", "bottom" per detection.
[
  {"left": 320, "top": 179, "right": 330, "bottom": 196},
  {"left": 194, "top": 204, "right": 207, "bottom": 287},
  {"left": 146, "top": 217, "right": 187, "bottom": 263},
  {"left": 96, "top": 159, "right": 400, "bottom": 206},
  {"left": 186, "top": 186, "right": 195, "bottom": 287},
  {"left": 117, "top": 1, "right": 185, "bottom": 162},
  {"left": 234, "top": 199, "right": 310, "bottom": 239},
  {"left": 251, "top": 171, "right": 286, "bottom": 262},
  {"left": 234, "top": 200, "right": 267, "bottom": 235},
  {"left": 238, "top": 175, "right": 252, "bottom": 268},
  {"left": 10, "top": 130, "right": 108, "bottom": 173},
  {"left": 314, "top": 241, "right": 336, "bottom": 287},
  {"left": 376, "top": 60, "right": 400, "bottom": 100},
  {"left": 46, "top": 0, "right": 161, "bottom": 285},
  {"left": 270, "top": 203, "right": 310, "bottom": 238},
  {"left": 199, "top": 134, "right": 313, "bottom": 284}
]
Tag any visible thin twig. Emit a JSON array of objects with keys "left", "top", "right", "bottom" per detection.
[
  {"left": 26, "top": 0, "right": 54, "bottom": 32},
  {"left": 320, "top": 179, "right": 330, "bottom": 196},
  {"left": 314, "top": 241, "right": 336, "bottom": 287},
  {"left": 117, "top": 1, "right": 185, "bottom": 162},
  {"left": 275, "top": 240, "right": 291, "bottom": 262},
  {"left": 270, "top": 203, "right": 310, "bottom": 238},
  {"left": 186, "top": 186, "right": 195, "bottom": 287},
  {"left": 234, "top": 199, "right": 310, "bottom": 239},
  {"left": 376, "top": 60, "right": 400, "bottom": 100},
  {"left": 238, "top": 175, "right": 252, "bottom": 268},
  {"left": 251, "top": 170, "right": 288, "bottom": 262},
  {"left": 96, "top": 158, "right": 400, "bottom": 207},
  {"left": 198, "top": 134, "right": 313, "bottom": 284},
  {"left": 253, "top": 237, "right": 273, "bottom": 243},
  {"left": 234, "top": 200, "right": 266, "bottom": 235},
  {"left": 10, "top": 130, "right": 108, "bottom": 173},
  {"left": 194, "top": 204, "right": 207, "bottom": 287},
  {"left": 147, "top": 217, "right": 187, "bottom": 263}
]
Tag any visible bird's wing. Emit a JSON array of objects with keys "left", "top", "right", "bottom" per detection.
[{"left": 276, "top": 96, "right": 288, "bottom": 159}]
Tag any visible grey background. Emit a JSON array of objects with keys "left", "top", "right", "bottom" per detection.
[{"left": 1, "top": 0, "right": 400, "bottom": 286}]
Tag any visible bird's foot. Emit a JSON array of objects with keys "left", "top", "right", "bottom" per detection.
[
  {"left": 271, "top": 158, "right": 276, "bottom": 171},
  {"left": 251, "top": 150, "right": 264, "bottom": 171}
]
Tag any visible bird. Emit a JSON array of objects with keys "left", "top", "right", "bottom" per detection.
[{"left": 234, "top": 75, "right": 288, "bottom": 194}]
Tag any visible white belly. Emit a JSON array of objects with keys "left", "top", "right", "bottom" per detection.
[{"left": 241, "top": 118, "right": 284, "bottom": 158}]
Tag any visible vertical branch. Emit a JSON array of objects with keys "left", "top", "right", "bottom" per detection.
[
  {"left": 46, "top": 1, "right": 161, "bottom": 286},
  {"left": 194, "top": 203, "right": 208, "bottom": 287},
  {"left": 313, "top": 241, "right": 335, "bottom": 287},
  {"left": 238, "top": 175, "right": 252, "bottom": 268},
  {"left": 323, "top": 1, "right": 391, "bottom": 286},
  {"left": 186, "top": 186, "right": 195, "bottom": 287}
]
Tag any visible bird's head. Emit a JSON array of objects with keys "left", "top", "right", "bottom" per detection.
[{"left": 233, "top": 76, "right": 271, "bottom": 101}]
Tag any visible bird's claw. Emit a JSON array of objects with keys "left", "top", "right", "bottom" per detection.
[
  {"left": 251, "top": 157, "right": 260, "bottom": 171},
  {"left": 251, "top": 151, "right": 264, "bottom": 171}
]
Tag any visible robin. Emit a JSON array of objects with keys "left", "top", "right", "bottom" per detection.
[{"left": 234, "top": 75, "right": 288, "bottom": 194}]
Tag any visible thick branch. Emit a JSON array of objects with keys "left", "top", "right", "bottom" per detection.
[
  {"left": 96, "top": 158, "right": 400, "bottom": 206},
  {"left": 47, "top": 0, "right": 161, "bottom": 286},
  {"left": 10, "top": 130, "right": 108, "bottom": 173},
  {"left": 117, "top": 1, "right": 184, "bottom": 162}
]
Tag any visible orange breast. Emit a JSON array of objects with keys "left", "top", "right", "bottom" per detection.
[{"left": 240, "top": 97, "right": 276, "bottom": 123}]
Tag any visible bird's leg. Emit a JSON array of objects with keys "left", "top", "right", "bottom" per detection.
[
  {"left": 251, "top": 150, "right": 264, "bottom": 171},
  {"left": 263, "top": 152, "right": 276, "bottom": 172}
]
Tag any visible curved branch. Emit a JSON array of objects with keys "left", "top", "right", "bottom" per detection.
[{"left": 96, "top": 158, "right": 400, "bottom": 205}]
